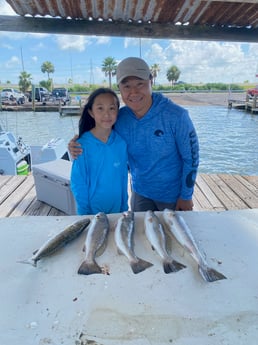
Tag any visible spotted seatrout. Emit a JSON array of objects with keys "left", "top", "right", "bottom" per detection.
[
  {"left": 144, "top": 210, "right": 186, "bottom": 274},
  {"left": 163, "top": 209, "right": 227, "bottom": 282},
  {"left": 18, "top": 218, "right": 91, "bottom": 267},
  {"left": 115, "top": 211, "right": 153, "bottom": 274},
  {"left": 78, "top": 212, "right": 109, "bottom": 275}
]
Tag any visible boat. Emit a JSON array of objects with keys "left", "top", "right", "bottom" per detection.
[{"left": 0, "top": 125, "right": 70, "bottom": 176}]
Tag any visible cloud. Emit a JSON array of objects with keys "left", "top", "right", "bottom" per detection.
[
  {"left": 55, "top": 35, "right": 92, "bottom": 51},
  {"left": 143, "top": 40, "right": 258, "bottom": 84},
  {"left": 0, "top": 0, "right": 17, "bottom": 15},
  {"left": 2, "top": 43, "right": 13, "bottom": 50},
  {"left": 5, "top": 55, "right": 20, "bottom": 68},
  {"left": 95, "top": 36, "right": 111, "bottom": 45}
]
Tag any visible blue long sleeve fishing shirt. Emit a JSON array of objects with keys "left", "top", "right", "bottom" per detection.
[
  {"left": 71, "top": 130, "right": 128, "bottom": 215},
  {"left": 114, "top": 92, "right": 199, "bottom": 203}
]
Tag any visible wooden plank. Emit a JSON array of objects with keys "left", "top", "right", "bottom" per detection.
[
  {"left": 192, "top": 182, "right": 214, "bottom": 210},
  {"left": 0, "top": 175, "right": 12, "bottom": 189},
  {"left": 0, "top": 175, "right": 35, "bottom": 217},
  {"left": 241, "top": 175, "right": 258, "bottom": 190},
  {"left": 199, "top": 173, "right": 238, "bottom": 210},
  {"left": 0, "top": 176, "right": 27, "bottom": 204},
  {"left": 233, "top": 175, "right": 258, "bottom": 196},
  {"left": 208, "top": 174, "right": 247, "bottom": 209},
  {"left": 24, "top": 199, "right": 53, "bottom": 216},
  {"left": 196, "top": 174, "right": 225, "bottom": 210},
  {"left": 219, "top": 174, "right": 258, "bottom": 209},
  {"left": 192, "top": 193, "right": 203, "bottom": 211},
  {"left": 48, "top": 207, "right": 66, "bottom": 216},
  {"left": 9, "top": 188, "right": 37, "bottom": 217},
  {"left": 1, "top": 174, "right": 258, "bottom": 217}
]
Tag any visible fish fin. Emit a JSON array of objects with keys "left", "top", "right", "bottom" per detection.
[
  {"left": 198, "top": 265, "right": 227, "bottom": 282},
  {"left": 130, "top": 258, "right": 153, "bottom": 274},
  {"left": 17, "top": 258, "right": 37, "bottom": 267},
  {"left": 163, "top": 259, "right": 186, "bottom": 274},
  {"left": 77, "top": 259, "right": 102, "bottom": 275}
]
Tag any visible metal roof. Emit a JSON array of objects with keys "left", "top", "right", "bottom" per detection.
[{"left": 1, "top": 0, "right": 258, "bottom": 42}]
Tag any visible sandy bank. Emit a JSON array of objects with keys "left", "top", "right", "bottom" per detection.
[{"left": 165, "top": 92, "right": 245, "bottom": 107}]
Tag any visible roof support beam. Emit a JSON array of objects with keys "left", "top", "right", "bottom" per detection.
[{"left": 0, "top": 15, "right": 257, "bottom": 43}]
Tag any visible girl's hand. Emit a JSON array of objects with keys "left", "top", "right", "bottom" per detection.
[{"left": 68, "top": 135, "right": 82, "bottom": 159}]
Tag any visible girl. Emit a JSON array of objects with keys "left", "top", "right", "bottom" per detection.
[{"left": 71, "top": 88, "right": 128, "bottom": 215}]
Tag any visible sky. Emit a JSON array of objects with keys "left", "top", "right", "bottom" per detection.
[{"left": 1, "top": 0, "right": 258, "bottom": 87}]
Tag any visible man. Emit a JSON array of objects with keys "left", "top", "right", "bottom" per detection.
[{"left": 69, "top": 57, "right": 199, "bottom": 211}]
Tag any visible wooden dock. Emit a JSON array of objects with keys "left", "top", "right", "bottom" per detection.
[
  {"left": 228, "top": 94, "right": 258, "bottom": 113},
  {"left": 0, "top": 173, "right": 257, "bottom": 217},
  {"left": 59, "top": 105, "right": 81, "bottom": 116}
]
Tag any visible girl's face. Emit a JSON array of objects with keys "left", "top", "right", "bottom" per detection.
[{"left": 89, "top": 93, "right": 118, "bottom": 130}]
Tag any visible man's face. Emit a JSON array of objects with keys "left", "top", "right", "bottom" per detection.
[{"left": 119, "top": 77, "right": 152, "bottom": 118}]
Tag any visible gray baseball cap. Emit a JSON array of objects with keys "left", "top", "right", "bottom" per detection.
[{"left": 116, "top": 57, "right": 151, "bottom": 84}]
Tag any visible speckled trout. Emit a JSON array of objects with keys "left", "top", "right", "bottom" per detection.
[
  {"left": 78, "top": 212, "right": 109, "bottom": 275},
  {"left": 115, "top": 211, "right": 153, "bottom": 274},
  {"left": 18, "top": 218, "right": 91, "bottom": 267},
  {"left": 163, "top": 209, "right": 226, "bottom": 282},
  {"left": 144, "top": 210, "right": 186, "bottom": 274}
]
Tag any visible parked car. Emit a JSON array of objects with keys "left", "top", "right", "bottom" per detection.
[
  {"left": 51, "top": 88, "right": 71, "bottom": 105},
  {"left": 247, "top": 85, "right": 258, "bottom": 97},
  {"left": 0, "top": 88, "right": 26, "bottom": 104},
  {"left": 14, "top": 89, "right": 26, "bottom": 104},
  {"left": 28, "top": 87, "right": 51, "bottom": 102}
]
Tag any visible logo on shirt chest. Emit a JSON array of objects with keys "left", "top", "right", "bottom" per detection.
[{"left": 154, "top": 129, "right": 164, "bottom": 137}]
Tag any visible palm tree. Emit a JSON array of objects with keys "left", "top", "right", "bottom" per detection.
[
  {"left": 18, "top": 71, "right": 32, "bottom": 93},
  {"left": 41, "top": 61, "right": 55, "bottom": 80},
  {"left": 150, "top": 63, "right": 160, "bottom": 86},
  {"left": 101, "top": 57, "right": 117, "bottom": 88},
  {"left": 166, "top": 65, "right": 181, "bottom": 86}
]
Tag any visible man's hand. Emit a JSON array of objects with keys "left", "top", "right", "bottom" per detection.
[
  {"left": 175, "top": 198, "right": 193, "bottom": 211},
  {"left": 68, "top": 134, "right": 82, "bottom": 159}
]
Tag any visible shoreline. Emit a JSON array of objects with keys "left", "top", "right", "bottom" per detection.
[
  {"left": 0, "top": 92, "right": 246, "bottom": 111},
  {"left": 166, "top": 92, "right": 245, "bottom": 107}
]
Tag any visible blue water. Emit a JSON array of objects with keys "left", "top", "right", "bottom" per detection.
[
  {"left": 186, "top": 106, "right": 258, "bottom": 176},
  {"left": 0, "top": 106, "right": 257, "bottom": 175}
]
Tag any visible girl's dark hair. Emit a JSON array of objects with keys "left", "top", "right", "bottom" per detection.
[{"left": 78, "top": 88, "right": 120, "bottom": 137}]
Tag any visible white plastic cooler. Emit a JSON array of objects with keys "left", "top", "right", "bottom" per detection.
[{"left": 32, "top": 159, "right": 76, "bottom": 215}]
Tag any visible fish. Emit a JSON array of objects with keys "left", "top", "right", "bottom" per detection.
[
  {"left": 114, "top": 211, "right": 153, "bottom": 274},
  {"left": 18, "top": 218, "right": 91, "bottom": 267},
  {"left": 78, "top": 212, "right": 109, "bottom": 275},
  {"left": 144, "top": 210, "right": 186, "bottom": 274},
  {"left": 163, "top": 208, "right": 227, "bottom": 282}
]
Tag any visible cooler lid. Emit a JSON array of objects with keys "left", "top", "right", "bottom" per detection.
[{"left": 32, "top": 159, "right": 72, "bottom": 183}]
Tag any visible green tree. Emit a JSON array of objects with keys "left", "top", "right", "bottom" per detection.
[
  {"left": 101, "top": 57, "right": 117, "bottom": 88},
  {"left": 39, "top": 79, "right": 52, "bottom": 91},
  {"left": 41, "top": 61, "right": 55, "bottom": 80},
  {"left": 150, "top": 63, "right": 160, "bottom": 86},
  {"left": 166, "top": 65, "right": 181, "bottom": 86},
  {"left": 18, "top": 71, "right": 32, "bottom": 93}
]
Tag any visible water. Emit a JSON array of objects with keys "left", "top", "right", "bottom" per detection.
[
  {"left": 186, "top": 106, "right": 258, "bottom": 176},
  {"left": 0, "top": 106, "right": 257, "bottom": 176}
]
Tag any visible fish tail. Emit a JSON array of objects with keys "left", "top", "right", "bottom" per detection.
[
  {"left": 163, "top": 259, "right": 186, "bottom": 274},
  {"left": 130, "top": 257, "right": 153, "bottom": 274},
  {"left": 198, "top": 265, "right": 227, "bottom": 282},
  {"left": 17, "top": 258, "right": 37, "bottom": 267},
  {"left": 77, "top": 259, "right": 102, "bottom": 275}
]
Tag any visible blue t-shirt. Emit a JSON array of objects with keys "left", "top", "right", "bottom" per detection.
[
  {"left": 114, "top": 92, "right": 199, "bottom": 203},
  {"left": 71, "top": 130, "right": 128, "bottom": 215}
]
